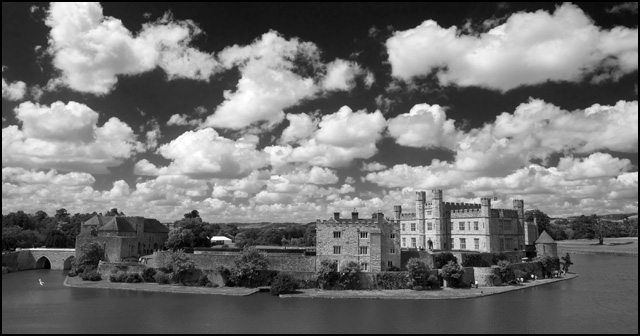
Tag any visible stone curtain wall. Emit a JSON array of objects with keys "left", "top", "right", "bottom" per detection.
[
  {"left": 153, "top": 251, "right": 317, "bottom": 273},
  {"left": 97, "top": 262, "right": 148, "bottom": 278}
]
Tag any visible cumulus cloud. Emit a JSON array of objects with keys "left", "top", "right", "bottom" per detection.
[
  {"left": 2, "top": 167, "right": 95, "bottom": 186},
  {"left": 386, "top": 3, "right": 638, "bottom": 91},
  {"left": 45, "top": 3, "right": 219, "bottom": 95},
  {"left": 362, "top": 162, "right": 388, "bottom": 172},
  {"left": 322, "top": 59, "right": 371, "bottom": 91},
  {"left": 607, "top": 2, "right": 638, "bottom": 14},
  {"left": 266, "top": 106, "right": 387, "bottom": 168},
  {"left": 202, "top": 31, "right": 320, "bottom": 130},
  {"left": 387, "top": 103, "right": 459, "bottom": 149},
  {"left": 2, "top": 76, "right": 27, "bottom": 101},
  {"left": 134, "top": 128, "right": 268, "bottom": 179},
  {"left": 557, "top": 153, "right": 631, "bottom": 180},
  {"left": 279, "top": 113, "right": 318, "bottom": 145},
  {"left": 3, "top": 101, "right": 144, "bottom": 173}
]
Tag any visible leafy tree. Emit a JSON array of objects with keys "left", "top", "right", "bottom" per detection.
[
  {"left": 159, "top": 250, "right": 196, "bottom": 284},
  {"left": 525, "top": 209, "right": 551, "bottom": 235},
  {"left": 270, "top": 273, "right": 299, "bottom": 295},
  {"left": 339, "top": 261, "right": 362, "bottom": 290},
  {"left": 72, "top": 242, "right": 104, "bottom": 275},
  {"left": 173, "top": 217, "right": 216, "bottom": 248},
  {"left": 434, "top": 252, "right": 457, "bottom": 269},
  {"left": 591, "top": 215, "right": 605, "bottom": 245},
  {"left": 2, "top": 211, "right": 35, "bottom": 230},
  {"left": 439, "top": 260, "right": 464, "bottom": 287},
  {"left": 166, "top": 227, "right": 196, "bottom": 251},
  {"left": 561, "top": 253, "right": 573, "bottom": 273},
  {"left": 230, "top": 246, "right": 269, "bottom": 287},
  {"left": 184, "top": 210, "right": 200, "bottom": 219},
  {"left": 2, "top": 226, "right": 40, "bottom": 250},
  {"left": 44, "top": 230, "right": 69, "bottom": 248},
  {"left": 497, "top": 260, "right": 512, "bottom": 283},
  {"left": 303, "top": 224, "right": 316, "bottom": 246},
  {"left": 406, "top": 258, "right": 429, "bottom": 286},
  {"left": 316, "top": 259, "right": 339, "bottom": 289}
]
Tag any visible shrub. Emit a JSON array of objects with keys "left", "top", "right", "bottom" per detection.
[
  {"left": 439, "top": 260, "right": 465, "bottom": 288},
  {"left": 387, "top": 266, "right": 401, "bottom": 272},
  {"left": 561, "top": 253, "right": 573, "bottom": 273},
  {"left": 154, "top": 272, "right": 171, "bottom": 285},
  {"left": 316, "top": 259, "right": 340, "bottom": 289},
  {"left": 497, "top": 260, "right": 513, "bottom": 283},
  {"left": 296, "top": 278, "right": 318, "bottom": 289},
  {"left": 537, "top": 256, "right": 560, "bottom": 278},
  {"left": 338, "top": 261, "right": 361, "bottom": 290},
  {"left": 109, "top": 271, "right": 127, "bottom": 283},
  {"left": 426, "top": 274, "right": 440, "bottom": 289},
  {"left": 412, "top": 285, "right": 423, "bottom": 291},
  {"left": 270, "top": 273, "right": 299, "bottom": 295},
  {"left": 375, "top": 272, "right": 412, "bottom": 289},
  {"left": 142, "top": 268, "right": 157, "bottom": 282},
  {"left": 462, "top": 254, "right": 490, "bottom": 267},
  {"left": 406, "top": 258, "right": 429, "bottom": 286},
  {"left": 434, "top": 252, "right": 457, "bottom": 269},
  {"left": 198, "top": 274, "right": 210, "bottom": 287},
  {"left": 158, "top": 250, "right": 196, "bottom": 284},
  {"left": 125, "top": 273, "right": 142, "bottom": 283},
  {"left": 492, "top": 253, "right": 508, "bottom": 265},
  {"left": 80, "top": 269, "right": 102, "bottom": 281},
  {"left": 514, "top": 269, "right": 527, "bottom": 282},
  {"left": 229, "top": 247, "right": 270, "bottom": 287},
  {"left": 71, "top": 242, "right": 104, "bottom": 275}
]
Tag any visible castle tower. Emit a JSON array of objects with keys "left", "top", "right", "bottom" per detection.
[
  {"left": 393, "top": 205, "right": 402, "bottom": 221},
  {"left": 481, "top": 197, "right": 492, "bottom": 251},
  {"left": 513, "top": 199, "right": 525, "bottom": 250},
  {"left": 431, "top": 189, "right": 445, "bottom": 250},
  {"left": 415, "top": 191, "right": 426, "bottom": 249}
]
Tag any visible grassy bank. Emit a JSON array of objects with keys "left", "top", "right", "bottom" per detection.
[{"left": 556, "top": 237, "right": 637, "bottom": 255}]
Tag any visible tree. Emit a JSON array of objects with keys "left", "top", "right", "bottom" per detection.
[
  {"left": 105, "top": 208, "right": 124, "bottom": 216},
  {"left": 439, "top": 260, "right": 464, "bottom": 287},
  {"left": 525, "top": 209, "right": 551, "bottom": 235},
  {"left": 72, "top": 242, "right": 104, "bottom": 275},
  {"left": 561, "top": 253, "right": 573, "bottom": 273},
  {"left": 159, "top": 250, "right": 196, "bottom": 284},
  {"left": 184, "top": 210, "right": 200, "bottom": 219},
  {"left": 166, "top": 227, "right": 196, "bottom": 251},
  {"left": 230, "top": 246, "right": 269, "bottom": 287},
  {"left": 316, "top": 259, "right": 339, "bottom": 289},
  {"left": 44, "top": 230, "right": 69, "bottom": 248},
  {"left": 303, "top": 224, "right": 316, "bottom": 246},
  {"left": 173, "top": 217, "right": 215, "bottom": 248},
  {"left": 591, "top": 215, "right": 605, "bottom": 245},
  {"left": 339, "top": 261, "right": 362, "bottom": 290},
  {"left": 406, "top": 258, "right": 429, "bottom": 286}
]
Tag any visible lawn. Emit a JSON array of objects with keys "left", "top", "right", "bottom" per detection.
[{"left": 556, "top": 237, "right": 638, "bottom": 255}]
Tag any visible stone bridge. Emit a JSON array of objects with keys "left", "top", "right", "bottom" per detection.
[{"left": 9, "top": 248, "right": 76, "bottom": 270}]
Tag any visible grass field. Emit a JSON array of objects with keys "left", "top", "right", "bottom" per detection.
[{"left": 556, "top": 237, "right": 638, "bottom": 255}]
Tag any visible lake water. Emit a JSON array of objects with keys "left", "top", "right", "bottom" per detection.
[{"left": 2, "top": 254, "right": 637, "bottom": 334}]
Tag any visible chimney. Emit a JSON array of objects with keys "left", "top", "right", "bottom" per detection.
[
  {"left": 352, "top": 211, "right": 359, "bottom": 221},
  {"left": 333, "top": 212, "right": 340, "bottom": 220}
]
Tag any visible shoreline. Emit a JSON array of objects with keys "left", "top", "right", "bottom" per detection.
[
  {"left": 280, "top": 274, "right": 578, "bottom": 300},
  {"left": 63, "top": 276, "right": 259, "bottom": 296},
  {"left": 63, "top": 273, "right": 578, "bottom": 299},
  {"left": 557, "top": 249, "right": 637, "bottom": 256}
]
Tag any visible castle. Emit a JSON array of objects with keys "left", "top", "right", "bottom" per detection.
[
  {"left": 395, "top": 190, "right": 538, "bottom": 253},
  {"left": 316, "top": 190, "right": 538, "bottom": 272}
]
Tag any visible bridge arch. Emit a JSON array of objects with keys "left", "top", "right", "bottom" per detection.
[
  {"left": 63, "top": 255, "right": 75, "bottom": 270},
  {"left": 35, "top": 256, "right": 52, "bottom": 269}
]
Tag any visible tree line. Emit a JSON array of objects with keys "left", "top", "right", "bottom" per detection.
[{"left": 526, "top": 210, "right": 638, "bottom": 242}]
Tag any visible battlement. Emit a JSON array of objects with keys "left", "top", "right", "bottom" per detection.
[
  {"left": 449, "top": 208, "right": 482, "bottom": 218},
  {"left": 490, "top": 209, "right": 520, "bottom": 218},
  {"left": 443, "top": 202, "right": 482, "bottom": 210},
  {"left": 400, "top": 213, "right": 417, "bottom": 219}
]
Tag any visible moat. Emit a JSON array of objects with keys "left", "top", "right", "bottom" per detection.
[{"left": 2, "top": 254, "right": 637, "bottom": 334}]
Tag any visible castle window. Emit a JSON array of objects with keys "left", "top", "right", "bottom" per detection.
[
  {"left": 450, "top": 238, "right": 454, "bottom": 249},
  {"left": 474, "top": 238, "right": 480, "bottom": 250},
  {"left": 387, "top": 261, "right": 393, "bottom": 268},
  {"left": 361, "top": 262, "right": 369, "bottom": 271},
  {"left": 426, "top": 211, "right": 432, "bottom": 216},
  {"left": 333, "top": 231, "right": 341, "bottom": 238},
  {"left": 459, "top": 222, "right": 465, "bottom": 230},
  {"left": 390, "top": 247, "right": 395, "bottom": 254},
  {"left": 402, "top": 237, "right": 406, "bottom": 247},
  {"left": 460, "top": 238, "right": 466, "bottom": 250},
  {"left": 359, "top": 246, "right": 368, "bottom": 255},
  {"left": 360, "top": 231, "right": 368, "bottom": 239},
  {"left": 502, "top": 220, "right": 512, "bottom": 232},
  {"left": 474, "top": 222, "right": 479, "bottom": 230},
  {"left": 411, "top": 238, "right": 416, "bottom": 248},
  {"left": 427, "top": 222, "right": 433, "bottom": 230},
  {"left": 411, "top": 223, "right": 416, "bottom": 231},
  {"left": 333, "top": 246, "right": 341, "bottom": 255},
  {"left": 390, "top": 233, "right": 396, "bottom": 239},
  {"left": 402, "top": 224, "right": 406, "bottom": 231}
]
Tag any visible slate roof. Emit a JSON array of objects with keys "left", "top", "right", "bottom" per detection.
[
  {"left": 82, "top": 215, "right": 169, "bottom": 234},
  {"left": 143, "top": 218, "right": 170, "bottom": 233},
  {"left": 98, "top": 217, "right": 136, "bottom": 232},
  {"left": 535, "top": 230, "right": 557, "bottom": 244}
]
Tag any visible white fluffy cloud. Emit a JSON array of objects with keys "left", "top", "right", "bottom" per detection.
[
  {"left": 134, "top": 128, "right": 268, "bottom": 178},
  {"left": 266, "top": 106, "right": 387, "bottom": 168},
  {"left": 362, "top": 162, "right": 388, "bottom": 172},
  {"left": 557, "top": 153, "right": 632, "bottom": 180},
  {"left": 386, "top": 3, "right": 638, "bottom": 91},
  {"left": 387, "top": 103, "right": 459, "bottom": 149},
  {"left": 202, "top": 31, "right": 320, "bottom": 130},
  {"left": 45, "top": 3, "right": 219, "bottom": 95},
  {"left": 322, "top": 59, "right": 371, "bottom": 91},
  {"left": 2, "top": 167, "right": 95, "bottom": 186},
  {"left": 166, "top": 114, "right": 201, "bottom": 127},
  {"left": 2, "top": 76, "right": 26, "bottom": 101},
  {"left": 3, "top": 101, "right": 143, "bottom": 173}
]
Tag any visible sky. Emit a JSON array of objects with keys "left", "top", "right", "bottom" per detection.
[{"left": 1, "top": 2, "right": 638, "bottom": 223}]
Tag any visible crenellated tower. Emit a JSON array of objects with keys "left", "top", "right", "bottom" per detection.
[
  {"left": 393, "top": 205, "right": 402, "bottom": 221},
  {"left": 431, "top": 189, "right": 445, "bottom": 249},
  {"left": 513, "top": 199, "right": 525, "bottom": 250}
]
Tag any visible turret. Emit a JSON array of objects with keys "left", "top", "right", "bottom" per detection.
[
  {"left": 333, "top": 212, "right": 340, "bottom": 220},
  {"left": 513, "top": 200, "right": 525, "bottom": 249},
  {"left": 352, "top": 211, "right": 359, "bottom": 221},
  {"left": 393, "top": 205, "right": 402, "bottom": 220},
  {"left": 481, "top": 197, "right": 492, "bottom": 217}
]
